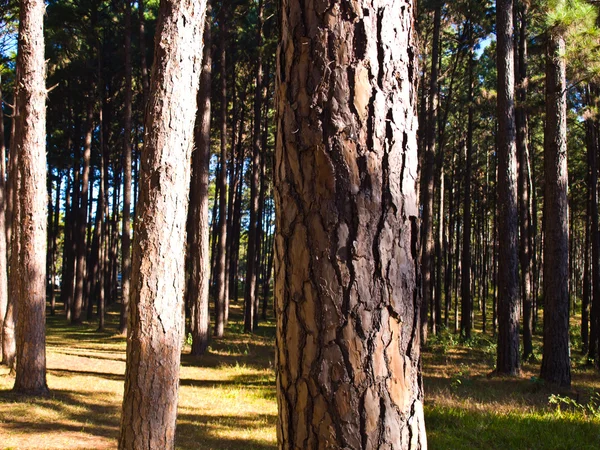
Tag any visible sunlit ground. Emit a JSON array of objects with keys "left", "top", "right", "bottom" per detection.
[{"left": 0, "top": 299, "right": 598, "bottom": 449}]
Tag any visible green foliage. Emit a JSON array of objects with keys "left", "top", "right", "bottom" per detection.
[{"left": 548, "top": 392, "right": 600, "bottom": 418}]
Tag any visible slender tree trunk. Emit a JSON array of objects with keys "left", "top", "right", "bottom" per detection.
[
  {"left": 72, "top": 102, "right": 93, "bottom": 325},
  {"left": 496, "top": 0, "right": 521, "bottom": 376},
  {"left": 118, "top": 1, "right": 207, "bottom": 448},
  {"left": 540, "top": 31, "right": 571, "bottom": 387},
  {"left": 244, "top": 0, "right": 264, "bottom": 333},
  {"left": 0, "top": 85, "right": 8, "bottom": 353},
  {"left": 420, "top": 5, "right": 441, "bottom": 345},
  {"left": 275, "top": 1, "right": 426, "bottom": 447},
  {"left": 13, "top": 0, "right": 48, "bottom": 395},
  {"left": 214, "top": 2, "right": 228, "bottom": 338},
  {"left": 120, "top": 0, "right": 133, "bottom": 335}
]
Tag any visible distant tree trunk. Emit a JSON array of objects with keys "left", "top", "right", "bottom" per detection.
[
  {"left": 138, "top": 0, "right": 149, "bottom": 108},
  {"left": 275, "top": 1, "right": 426, "bottom": 448},
  {"left": 420, "top": 4, "right": 441, "bottom": 345},
  {"left": 589, "top": 86, "right": 600, "bottom": 363},
  {"left": 214, "top": 2, "right": 228, "bottom": 338},
  {"left": 515, "top": 2, "right": 533, "bottom": 362},
  {"left": 13, "top": 0, "right": 48, "bottom": 395},
  {"left": 3, "top": 83, "right": 19, "bottom": 370},
  {"left": 119, "top": 0, "right": 133, "bottom": 335},
  {"left": 496, "top": 0, "right": 521, "bottom": 376},
  {"left": 0, "top": 85, "right": 8, "bottom": 353},
  {"left": 244, "top": 0, "right": 264, "bottom": 333},
  {"left": 540, "top": 31, "right": 571, "bottom": 387},
  {"left": 187, "top": 6, "right": 212, "bottom": 357},
  {"left": 461, "top": 24, "right": 474, "bottom": 339},
  {"left": 118, "top": 1, "right": 206, "bottom": 448},
  {"left": 72, "top": 102, "right": 93, "bottom": 325}
]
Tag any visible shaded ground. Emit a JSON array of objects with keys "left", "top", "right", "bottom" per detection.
[{"left": 0, "top": 301, "right": 599, "bottom": 449}]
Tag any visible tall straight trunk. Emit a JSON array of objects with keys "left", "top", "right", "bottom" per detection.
[
  {"left": 420, "top": 5, "right": 442, "bottom": 345},
  {"left": 244, "top": 0, "right": 264, "bottom": 333},
  {"left": 118, "top": 1, "right": 206, "bottom": 448},
  {"left": 214, "top": 1, "right": 228, "bottom": 338},
  {"left": 515, "top": 2, "right": 533, "bottom": 361},
  {"left": 540, "top": 31, "right": 571, "bottom": 387},
  {"left": 275, "top": 1, "right": 426, "bottom": 447},
  {"left": 0, "top": 85, "right": 8, "bottom": 352},
  {"left": 3, "top": 79, "right": 19, "bottom": 370},
  {"left": 187, "top": 6, "right": 212, "bottom": 357},
  {"left": 461, "top": 29, "right": 474, "bottom": 339},
  {"left": 496, "top": 0, "right": 520, "bottom": 375},
  {"left": 445, "top": 154, "right": 456, "bottom": 328},
  {"left": 589, "top": 87, "right": 600, "bottom": 362},
  {"left": 72, "top": 102, "right": 93, "bottom": 325},
  {"left": 120, "top": 0, "right": 133, "bottom": 335},
  {"left": 13, "top": 0, "right": 48, "bottom": 395},
  {"left": 138, "top": 0, "right": 149, "bottom": 108},
  {"left": 50, "top": 174, "right": 61, "bottom": 315},
  {"left": 583, "top": 209, "right": 590, "bottom": 352}
]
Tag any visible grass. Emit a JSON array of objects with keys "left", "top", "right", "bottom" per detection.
[{"left": 0, "top": 301, "right": 599, "bottom": 449}]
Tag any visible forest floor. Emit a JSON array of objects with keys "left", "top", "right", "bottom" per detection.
[{"left": 0, "top": 301, "right": 598, "bottom": 449}]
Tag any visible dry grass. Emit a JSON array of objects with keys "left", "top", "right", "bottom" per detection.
[{"left": 0, "top": 301, "right": 599, "bottom": 449}]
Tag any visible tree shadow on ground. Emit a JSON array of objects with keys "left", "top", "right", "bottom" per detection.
[{"left": 176, "top": 413, "right": 277, "bottom": 450}]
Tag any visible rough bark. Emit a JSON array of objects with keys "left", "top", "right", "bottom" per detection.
[
  {"left": 118, "top": 1, "right": 206, "bottom": 448},
  {"left": 188, "top": 6, "right": 212, "bottom": 356},
  {"left": 540, "top": 32, "right": 571, "bottom": 387},
  {"left": 275, "top": 1, "right": 426, "bottom": 448},
  {"left": 13, "top": 0, "right": 48, "bottom": 395},
  {"left": 496, "top": 0, "right": 521, "bottom": 376}
]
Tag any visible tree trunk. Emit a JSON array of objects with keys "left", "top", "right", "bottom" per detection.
[
  {"left": 214, "top": 1, "right": 228, "bottom": 338},
  {"left": 13, "top": 0, "right": 48, "bottom": 395},
  {"left": 72, "top": 102, "right": 93, "bottom": 325},
  {"left": 275, "top": 1, "right": 426, "bottom": 448},
  {"left": 540, "top": 31, "right": 571, "bottom": 387},
  {"left": 244, "top": 0, "right": 264, "bottom": 333},
  {"left": 0, "top": 85, "right": 8, "bottom": 354},
  {"left": 118, "top": 1, "right": 207, "bottom": 448},
  {"left": 119, "top": 0, "right": 133, "bottom": 335},
  {"left": 496, "top": 0, "right": 521, "bottom": 376},
  {"left": 187, "top": 6, "right": 212, "bottom": 357}
]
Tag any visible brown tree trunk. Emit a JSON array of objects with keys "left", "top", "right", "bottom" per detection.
[
  {"left": 214, "top": 1, "right": 228, "bottom": 338},
  {"left": 275, "top": 1, "right": 426, "bottom": 448},
  {"left": 244, "top": 0, "right": 264, "bottom": 333},
  {"left": 13, "top": 0, "right": 48, "bottom": 395},
  {"left": 118, "top": 1, "right": 207, "bottom": 448},
  {"left": 72, "top": 102, "right": 93, "bottom": 325},
  {"left": 496, "top": 0, "right": 521, "bottom": 376},
  {"left": 515, "top": 2, "right": 533, "bottom": 361},
  {"left": 187, "top": 6, "right": 212, "bottom": 356},
  {"left": 119, "top": 0, "right": 133, "bottom": 335},
  {"left": 0, "top": 84, "right": 8, "bottom": 353},
  {"left": 540, "top": 31, "right": 571, "bottom": 387}
]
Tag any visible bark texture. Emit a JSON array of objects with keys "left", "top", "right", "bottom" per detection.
[
  {"left": 13, "top": 0, "right": 48, "bottom": 394},
  {"left": 188, "top": 6, "right": 212, "bottom": 357},
  {"left": 540, "top": 32, "right": 571, "bottom": 387},
  {"left": 275, "top": 1, "right": 426, "bottom": 448},
  {"left": 496, "top": 0, "right": 520, "bottom": 376},
  {"left": 118, "top": 1, "right": 207, "bottom": 448}
]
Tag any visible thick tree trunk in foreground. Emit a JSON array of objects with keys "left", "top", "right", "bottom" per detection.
[
  {"left": 187, "top": 6, "right": 212, "bottom": 357},
  {"left": 275, "top": 1, "right": 426, "bottom": 448},
  {"left": 496, "top": 0, "right": 520, "bottom": 376},
  {"left": 118, "top": 1, "right": 206, "bottom": 448},
  {"left": 540, "top": 32, "right": 571, "bottom": 388},
  {"left": 13, "top": 0, "right": 48, "bottom": 395}
]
